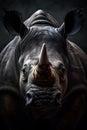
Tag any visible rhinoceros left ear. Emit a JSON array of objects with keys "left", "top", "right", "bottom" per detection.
[
  {"left": 58, "top": 8, "right": 84, "bottom": 38},
  {"left": 3, "top": 10, "right": 28, "bottom": 38}
]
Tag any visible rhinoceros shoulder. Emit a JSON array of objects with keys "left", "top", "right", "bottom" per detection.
[
  {"left": 67, "top": 40, "right": 87, "bottom": 89},
  {"left": 0, "top": 36, "right": 21, "bottom": 87}
]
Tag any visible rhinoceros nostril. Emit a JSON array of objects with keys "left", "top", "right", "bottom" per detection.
[
  {"left": 55, "top": 92, "right": 61, "bottom": 105},
  {"left": 26, "top": 93, "right": 33, "bottom": 105}
]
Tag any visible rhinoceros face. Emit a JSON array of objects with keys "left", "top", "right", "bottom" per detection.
[{"left": 19, "top": 26, "right": 68, "bottom": 107}]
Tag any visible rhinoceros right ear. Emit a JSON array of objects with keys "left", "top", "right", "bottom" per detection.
[
  {"left": 3, "top": 10, "right": 28, "bottom": 38},
  {"left": 58, "top": 8, "right": 84, "bottom": 38}
]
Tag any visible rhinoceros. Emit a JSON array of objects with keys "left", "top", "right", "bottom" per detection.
[{"left": 0, "top": 9, "right": 87, "bottom": 130}]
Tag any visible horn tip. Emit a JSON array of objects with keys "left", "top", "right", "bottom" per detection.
[{"left": 42, "top": 43, "right": 46, "bottom": 47}]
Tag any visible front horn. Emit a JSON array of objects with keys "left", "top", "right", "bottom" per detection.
[
  {"left": 38, "top": 43, "right": 49, "bottom": 65},
  {"left": 33, "top": 43, "right": 56, "bottom": 85}
]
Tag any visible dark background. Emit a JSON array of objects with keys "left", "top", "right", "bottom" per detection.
[{"left": 0, "top": 0, "right": 87, "bottom": 53}]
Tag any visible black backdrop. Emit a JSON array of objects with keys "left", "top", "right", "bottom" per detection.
[{"left": 0, "top": 0, "right": 87, "bottom": 53}]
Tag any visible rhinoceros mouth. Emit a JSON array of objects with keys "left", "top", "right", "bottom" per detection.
[{"left": 25, "top": 99, "right": 61, "bottom": 120}]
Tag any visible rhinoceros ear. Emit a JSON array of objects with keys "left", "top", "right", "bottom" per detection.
[
  {"left": 58, "top": 8, "right": 84, "bottom": 38},
  {"left": 3, "top": 10, "right": 28, "bottom": 38}
]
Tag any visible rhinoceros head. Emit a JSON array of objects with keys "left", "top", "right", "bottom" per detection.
[{"left": 3, "top": 9, "right": 83, "bottom": 108}]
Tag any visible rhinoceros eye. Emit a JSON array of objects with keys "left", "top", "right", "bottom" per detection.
[
  {"left": 58, "top": 64, "right": 65, "bottom": 74},
  {"left": 57, "top": 63, "right": 66, "bottom": 83},
  {"left": 22, "top": 64, "right": 30, "bottom": 82}
]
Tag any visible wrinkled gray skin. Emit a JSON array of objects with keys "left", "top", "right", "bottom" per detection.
[{"left": 0, "top": 9, "right": 87, "bottom": 130}]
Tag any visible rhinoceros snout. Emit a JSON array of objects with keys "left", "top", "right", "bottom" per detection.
[{"left": 25, "top": 87, "right": 62, "bottom": 106}]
